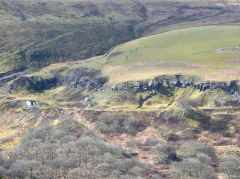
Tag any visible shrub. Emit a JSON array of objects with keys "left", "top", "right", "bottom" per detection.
[
  {"left": 60, "top": 135, "right": 77, "bottom": 144},
  {"left": 156, "top": 126, "right": 170, "bottom": 140},
  {"left": 9, "top": 160, "right": 29, "bottom": 178},
  {"left": 219, "top": 155, "right": 240, "bottom": 179},
  {"left": 95, "top": 113, "right": 120, "bottom": 133},
  {"left": 144, "top": 138, "right": 160, "bottom": 146},
  {"left": 123, "top": 117, "right": 143, "bottom": 135},
  {"left": 38, "top": 165, "right": 56, "bottom": 179},
  {"left": 152, "top": 174, "right": 163, "bottom": 179},
  {"left": 128, "top": 166, "right": 148, "bottom": 177},
  {"left": 167, "top": 133, "right": 180, "bottom": 142},
  {"left": 238, "top": 136, "right": 240, "bottom": 147},
  {"left": 93, "top": 163, "right": 113, "bottom": 178},
  {"left": 197, "top": 153, "right": 211, "bottom": 164},
  {"left": 115, "top": 159, "right": 140, "bottom": 174},
  {"left": 82, "top": 130, "right": 98, "bottom": 138},
  {"left": 159, "top": 111, "right": 172, "bottom": 120},
  {"left": 152, "top": 143, "right": 177, "bottom": 164},
  {"left": 114, "top": 159, "right": 149, "bottom": 176},
  {"left": 120, "top": 175, "right": 145, "bottom": 179},
  {"left": 0, "top": 167, "right": 7, "bottom": 179},
  {"left": 69, "top": 168, "right": 89, "bottom": 179},
  {"left": 103, "top": 153, "right": 117, "bottom": 164},
  {"left": 50, "top": 131, "right": 68, "bottom": 143},
  {"left": 168, "top": 158, "right": 216, "bottom": 179},
  {"left": 1, "top": 119, "right": 151, "bottom": 179},
  {"left": 178, "top": 141, "right": 215, "bottom": 159},
  {"left": 126, "top": 139, "right": 142, "bottom": 149},
  {"left": 0, "top": 154, "right": 4, "bottom": 165},
  {"left": 96, "top": 114, "right": 144, "bottom": 135}
]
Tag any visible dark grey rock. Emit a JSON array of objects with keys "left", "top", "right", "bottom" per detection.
[{"left": 111, "top": 75, "right": 240, "bottom": 102}]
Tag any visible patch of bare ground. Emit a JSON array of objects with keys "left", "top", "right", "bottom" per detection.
[
  {"left": 67, "top": 55, "right": 104, "bottom": 64},
  {"left": 228, "top": 57, "right": 240, "bottom": 65},
  {"left": 42, "top": 55, "right": 104, "bottom": 71},
  {"left": 108, "top": 67, "right": 199, "bottom": 83},
  {"left": 0, "top": 113, "right": 28, "bottom": 142},
  {"left": 216, "top": 45, "right": 240, "bottom": 54},
  {"left": 104, "top": 65, "right": 125, "bottom": 73},
  {"left": 200, "top": 68, "right": 240, "bottom": 81},
  {"left": 105, "top": 60, "right": 212, "bottom": 83},
  {"left": 0, "top": 112, "right": 45, "bottom": 149},
  {"left": 199, "top": 132, "right": 240, "bottom": 156},
  {"left": 217, "top": 173, "right": 224, "bottom": 179}
]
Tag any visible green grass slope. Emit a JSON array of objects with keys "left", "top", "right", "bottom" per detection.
[
  {"left": 1, "top": 0, "right": 240, "bottom": 72},
  {"left": 82, "top": 26, "right": 240, "bottom": 83}
]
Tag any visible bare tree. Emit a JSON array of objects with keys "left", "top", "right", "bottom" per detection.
[
  {"left": 9, "top": 160, "right": 28, "bottom": 178},
  {"left": 177, "top": 96, "right": 190, "bottom": 118},
  {"left": 137, "top": 95, "right": 144, "bottom": 108},
  {"left": 218, "top": 96, "right": 226, "bottom": 107},
  {"left": 219, "top": 155, "right": 240, "bottom": 179},
  {"left": 69, "top": 168, "right": 88, "bottom": 179},
  {"left": 0, "top": 166, "right": 7, "bottom": 179},
  {"left": 169, "top": 158, "right": 216, "bottom": 179},
  {"left": 178, "top": 141, "right": 215, "bottom": 159},
  {"left": 1, "top": 118, "right": 150, "bottom": 179},
  {"left": 152, "top": 143, "right": 177, "bottom": 164}
]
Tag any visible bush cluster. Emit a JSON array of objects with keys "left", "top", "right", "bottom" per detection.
[
  {"left": 96, "top": 113, "right": 145, "bottom": 135},
  {"left": 168, "top": 141, "right": 217, "bottom": 179},
  {"left": 0, "top": 119, "right": 150, "bottom": 179},
  {"left": 169, "top": 158, "right": 216, "bottom": 179},
  {"left": 219, "top": 155, "right": 240, "bottom": 179},
  {"left": 178, "top": 141, "right": 215, "bottom": 159},
  {"left": 156, "top": 126, "right": 170, "bottom": 140},
  {"left": 152, "top": 143, "right": 177, "bottom": 164}
]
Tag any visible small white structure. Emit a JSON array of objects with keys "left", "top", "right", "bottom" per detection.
[{"left": 26, "top": 100, "right": 37, "bottom": 107}]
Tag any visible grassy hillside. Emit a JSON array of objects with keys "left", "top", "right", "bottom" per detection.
[
  {"left": 1, "top": 0, "right": 240, "bottom": 72},
  {"left": 0, "top": 0, "right": 142, "bottom": 72},
  {"left": 5, "top": 25, "right": 240, "bottom": 109},
  {"left": 81, "top": 26, "right": 240, "bottom": 83},
  {"left": 6, "top": 25, "right": 240, "bottom": 111}
]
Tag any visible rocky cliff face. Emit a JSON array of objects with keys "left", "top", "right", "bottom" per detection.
[
  {"left": 5, "top": 68, "right": 240, "bottom": 106},
  {"left": 0, "top": 67, "right": 31, "bottom": 88},
  {"left": 112, "top": 75, "right": 240, "bottom": 101},
  {"left": 7, "top": 68, "right": 108, "bottom": 93}
]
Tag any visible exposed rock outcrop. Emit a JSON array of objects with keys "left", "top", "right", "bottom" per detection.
[
  {"left": 0, "top": 68, "right": 31, "bottom": 87},
  {"left": 112, "top": 75, "right": 240, "bottom": 101},
  {"left": 112, "top": 75, "right": 199, "bottom": 92},
  {"left": 7, "top": 68, "right": 108, "bottom": 93},
  {"left": 5, "top": 67, "right": 240, "bottom": 103}
]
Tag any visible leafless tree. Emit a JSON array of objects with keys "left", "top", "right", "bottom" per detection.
[
  {"left": 177, "top": 96, "right": 190, "bottom": 118},
  {"left": 169, "top": 158, "right": 216, "bottom": 179},
  {"left": 219, "top": 155, "right": 240, "bottom": 179}
]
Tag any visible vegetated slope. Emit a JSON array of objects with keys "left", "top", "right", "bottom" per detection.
[
  {"left": 0, "top": 26, "right": 240, "bottom": 178},
  {"left": 0, "top": 0, "right": 141, "bottom": 72},
  {"left": 1, "top": 0, "right": 240, "bottom": 72},
  {"left": 83, "top": 26, "right": 240, "bottom": 83},
  {"left": 5, "top": 25, "right": 240, "bottom": 110}
]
